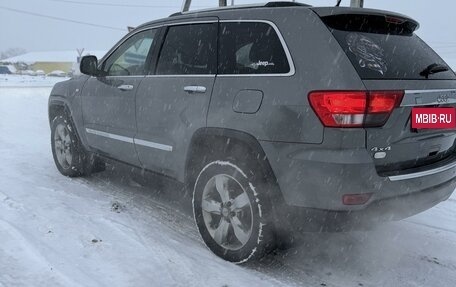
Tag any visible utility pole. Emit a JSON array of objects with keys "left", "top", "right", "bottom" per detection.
[{"left": 350, "top": 0, "right": 364, "bottom": 7}]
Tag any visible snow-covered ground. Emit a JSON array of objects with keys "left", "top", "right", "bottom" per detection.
[
  {"left": 0, "top": 84, "right": 455, "bottom": 287},
  {"left": 0, "top": 74, "right": 69, "bottom": 88}
]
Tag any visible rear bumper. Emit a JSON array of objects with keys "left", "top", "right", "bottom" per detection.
[
  {"left": 260, "top": 140, "right": 456, "bottom": 213},
  {"left": 280, "top": 179, "right": 454, "bottom": 232}
]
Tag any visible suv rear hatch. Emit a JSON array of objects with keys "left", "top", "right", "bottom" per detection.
[{"left": 314, "top": 7, "right": 456, "bottom": 177}]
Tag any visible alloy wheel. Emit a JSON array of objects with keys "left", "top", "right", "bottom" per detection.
[
  {"left": 201, "top": 174, "right": 253, "bottom": 250},
  {"left": 54, "top": 123, "right": 73, "bottom": 169}
]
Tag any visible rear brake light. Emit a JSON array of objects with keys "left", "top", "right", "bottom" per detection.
[
  {"left": 385, "top": 16, "right": 406, "bottom": 25},
  {"left": 309, "top": 90, "right": 404, "bottom": 128}
]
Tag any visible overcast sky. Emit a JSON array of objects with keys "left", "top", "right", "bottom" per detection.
[{"left": 1, "top": 0, "right": 456, "bottom": 61}]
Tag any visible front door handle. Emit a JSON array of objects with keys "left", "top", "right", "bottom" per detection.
[
  {"left": 117, "top": 84, "right": 134, "bottom": 91},
  {"left": 184, "top": 86, "right": 207, "bottom": 94}
]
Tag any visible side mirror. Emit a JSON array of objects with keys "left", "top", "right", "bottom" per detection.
[{"left": 80, "top": 55, "right": 100, "bottom": 76}]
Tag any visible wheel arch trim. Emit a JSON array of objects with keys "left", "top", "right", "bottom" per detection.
[
  {"left": 185, "top": 128, "right": 270, "bottom": 175},
  {"left": 185, "top": 127, "right": 282, "bottom": 198},
  {"left": 48, "top": 97, "right": 88, "bottom": 150}
]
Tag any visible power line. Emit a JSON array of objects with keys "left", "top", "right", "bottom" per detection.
[
  {"left": 0, "top": 5, "right": 125, "bottom": 31},
  {"left": 48, "top": 0, "right": 205, "bottom": 8},
  {"left": 430, "top": 43, "right": 456, "bottom": 47},
  {"left": 433, "top": 44, "right": 456, "bottom": 48},
  {"left": 429, "top": 41, "right": 456, "bottom": 45},
  {"left": 432, "top": 44, "right": 456, "bottom": 49}
]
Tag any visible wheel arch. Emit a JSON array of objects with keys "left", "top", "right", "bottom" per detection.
[
  {"left": 185, "top": 127, "right": 285, "bottom": 204},
  {"left": 185, "top": 127, "right": 291, "bottom": 237},
  {"left": 48, "top": 98, "right": 72, "bottom": 125},
  {"left": 48, "top": 98, "right": 88, "bottom": 150}
]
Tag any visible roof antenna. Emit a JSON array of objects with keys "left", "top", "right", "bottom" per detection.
[{"left": 336, "top": 0, "right": 342, "bottom": 6}]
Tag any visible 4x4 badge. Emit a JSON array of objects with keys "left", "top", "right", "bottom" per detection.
[{"left": 371, "top": 146, "right": 391, "bottom": 152}]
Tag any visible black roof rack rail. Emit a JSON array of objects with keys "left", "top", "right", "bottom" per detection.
[
  {"left": 264, "top": 2, "right": 311, "bottom": 7},
  {"left": 169, "top": 1, "right": 311, "bottom": 17}
]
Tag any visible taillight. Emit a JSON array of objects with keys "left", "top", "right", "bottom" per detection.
[
  {"left": 385, "top": 16, "right": 406, "bottom": 25},
  {"left": 308, "top": 90, "right": 404, "bottom": 128}
]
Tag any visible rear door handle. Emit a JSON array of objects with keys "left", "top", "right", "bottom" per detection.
[
  {"left": 184, "top": 86, "right": 206, "bottom": 94},
  {"left": 117, "top": 84, "right": 134, "bottom": 91}
]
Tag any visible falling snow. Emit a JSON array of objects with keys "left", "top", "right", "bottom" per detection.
[{"left": 0, "top": 76, "right": 456, "bottom": 286}]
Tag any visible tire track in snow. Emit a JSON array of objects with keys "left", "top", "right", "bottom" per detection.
[
  {"left": 0, "top": 219, "right": 84, "bottom": 287},
  {"left": 404, "top": 219, "right": 456, "bottom": 235},
  {"left": 0, "top": 190, "right": 24, "bottom": 211}
]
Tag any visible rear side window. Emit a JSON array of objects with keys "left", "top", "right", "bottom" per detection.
[
  {"left": 156, "top": 23, "right": 217, "bottom": 75},
  {"left": 218, "top": 22, "right": 290, "bottom": 75},
  {"left": 323, "top": 15, "right": 456, "bottom": 80}
]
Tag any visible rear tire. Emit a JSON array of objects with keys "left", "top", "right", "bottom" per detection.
[
  {"left": 192, "top": 153, "right": 275, "bottom": 263},
  {"left": 51, "top": 115, "right": 104, "bottom": 177}
]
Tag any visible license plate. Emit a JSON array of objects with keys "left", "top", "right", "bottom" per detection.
[{"left": 411, "top": 107, "right": 456, "bottom": 129}]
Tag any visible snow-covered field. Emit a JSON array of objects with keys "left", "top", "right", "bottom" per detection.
[
  {"left": 0, "top": 74, "right": 69, "bottom": 88},
  {"left": 0, "top": 82, "right": 456, "bottom": 286}
]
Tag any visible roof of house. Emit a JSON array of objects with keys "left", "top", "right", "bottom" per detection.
[{"left": 1, "top": 50, "right": 107, "bottom": 64}]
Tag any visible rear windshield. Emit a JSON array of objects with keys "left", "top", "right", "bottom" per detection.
[{"left": 323, "top": 15, "right": 456, "bottom": 80}]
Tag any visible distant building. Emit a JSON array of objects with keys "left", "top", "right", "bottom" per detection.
[{"left": 0, "top": 50, "right": 106, "bottom": 74}]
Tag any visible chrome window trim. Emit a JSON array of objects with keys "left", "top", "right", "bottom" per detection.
[
  {"left": 90, "top": 75, "right": 146, "bottom": 79},
  {"left": 401, "top": 89, "right": 456, "bottom": 107},
  {"left": 388, "top": 160, "right": 456, "bottom": 181},
  {"left": 145, "top": 74, "right": 216, "bottom": 78},
  {"left": 85, "top": 128, "right": 173, "bottom": 152},
  {"left": 217, "top": 19, "right": 296, "bottom": 77},
  {"left": 97, "top": 19, "right": 295, "bottom": 78},
  {"left": 165, "top": 20, "right": 218, "bottom": 26}
]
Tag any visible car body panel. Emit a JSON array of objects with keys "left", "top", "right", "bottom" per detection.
[
  {"left": 135, "top": 75, "right": 216, "bottom": 179},
  {"left": 81, "top": 76, "right": 142, "bottom": 165},
  {"left": 362, "top": 80, "right": 456, "bottom": 175},
  {"left": 208, "top": 8, "right": 366, "bottom": 144},
  {"left": 48, "top": 4, "right": 456, "bottom": 220}
]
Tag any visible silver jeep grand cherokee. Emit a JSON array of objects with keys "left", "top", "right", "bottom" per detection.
[{"left": 48, "top": 2, "right": 456, "bottom": 262}]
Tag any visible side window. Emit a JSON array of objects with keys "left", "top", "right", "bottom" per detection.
[
  {"left": 103, "top": 29, "right": 157, "bottom": 76},
  {"left": 219, "top": 22, "right": 290, "bottom": 75},
  {"left": 156, "top": 23, "right": 217, "bottom": 75}
]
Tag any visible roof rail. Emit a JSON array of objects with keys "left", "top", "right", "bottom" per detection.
[
  {"left": 171, "top": 1, "right": 311, "bottom": 17},
  {"left": 264, "top": 2, "right": 311, "bottom": 7}
]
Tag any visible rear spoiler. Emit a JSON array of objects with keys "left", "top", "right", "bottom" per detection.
[{"left": 311, "top": 7, "right": 420, "bottom": 33}]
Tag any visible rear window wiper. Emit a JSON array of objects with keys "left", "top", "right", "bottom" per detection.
[{"left": 420, "top": 63, "right": 449, "bottom": 79}]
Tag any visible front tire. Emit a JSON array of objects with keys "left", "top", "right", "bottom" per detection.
[
  {"left": 51, "top": 115, "right": 104, "bottom": 177},
  {"left": 193, "top": 159, "right": 274, "bottom": 263}
]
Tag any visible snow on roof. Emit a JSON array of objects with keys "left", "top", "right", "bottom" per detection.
[{"left": 2, "top": 50, "right": 107, "bottom": 64}]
